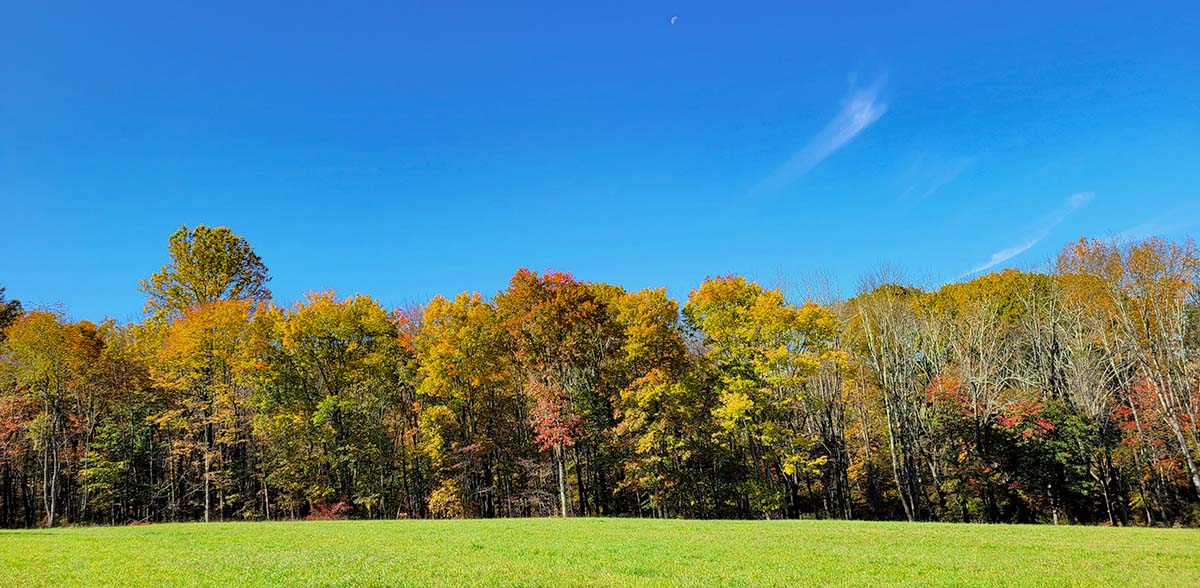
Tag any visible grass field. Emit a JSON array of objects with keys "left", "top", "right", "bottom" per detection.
[{"left": 2, "top": 518, "right": 1198, "bottom": 588}]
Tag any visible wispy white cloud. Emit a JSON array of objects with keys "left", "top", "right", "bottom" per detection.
[
  {"left": 898, "top": 154, "right": 975, "bottom": 203},
  {"left": 965, "top": 230, "right": 1054, "bottom": 276},
  {"left": 1116, "top": 204, "right": 1200, "bottom": 243},
  {"left": 748, "top": 80, "right": 887, "bottom": 198},
  {"left": 964, "top": 192, "right": 1093, "bottom": 276},
  {"left": 1066, "top": 192, "right": 1092, "bottom": 208}
]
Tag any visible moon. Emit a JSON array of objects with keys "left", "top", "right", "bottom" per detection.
[{"left": 669, "top": 15, "right": 678, "bottom": 25}]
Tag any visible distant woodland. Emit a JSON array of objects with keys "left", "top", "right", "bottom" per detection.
[{"left": 3, "top": 226, "right": 1200, "bottom": 527}]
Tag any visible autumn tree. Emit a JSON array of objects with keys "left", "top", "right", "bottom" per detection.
[
  {"left": 151, "top": 300, "right": 258, "bottom": 522},
  {"left": 608, "top": 287, "right": 699, "bottom": 516},
  {"left": 685, "top": 276, "right": 839, "bottom": 518},
  {"left": 417, "top": 292, "right": 525, "bottom": 517},
  {"left": 77, "top": 321, "right": 162, "bottom": 525},
  {"left": 250, "top": 292, "right": 401, "bottom": 518},
  {"left": 847, "top": 283, "right": 942, "bottom": 521},
  {"left": 495, "top": 269, "right": 621, "bottom": 517},
  {"left": 2, "top": 311, "right": 105, "bottom": 526},
  {"left": 139, "top": 225, "right": 271, "bottom": 320},
  {"left": 1059, "top": 237, "right": 1200, "bottom": 506}
]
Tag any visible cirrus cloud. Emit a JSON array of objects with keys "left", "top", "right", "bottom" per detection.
[
  {"left": 748, "top": 80, "right": 887, "bottom": 199},
  {"left": 964, "top": 192, "right": 1094, "bottom": 276}
]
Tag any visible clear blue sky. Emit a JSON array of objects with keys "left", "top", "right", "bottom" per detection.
[{"left": 3, "top": 2, "right": 1199, "bottom": 321}]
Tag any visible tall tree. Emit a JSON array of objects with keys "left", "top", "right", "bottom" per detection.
[
  {"left": 685, "top": 276, "right": 839, "bottom": 518},
  {"left": 151, "top": 300, "right": 257, "bottom": 522},
  {"left": 1059, "top": 237, "right": 1200, "bottom": 501},
  {"left": 2, "top": 311, "right": 91, "bottom": 527},
  {"left": 251, "top": 292, "right": 400, "bottom": 517},
  {"left": 496, "top": 269, "right": 619, "bottom": 517},
  {"left": 848, "top": 283, "right": 943, "bottom": 521},
  {"left": 139, "top": 225, "right": 271, "bottom": 320},
  {"left": 417, "top": 292, "right": 524, "bottom": 518}
]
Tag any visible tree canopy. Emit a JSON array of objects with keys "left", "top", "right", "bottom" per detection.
[
  {"left": 3, "top": 228, "right": 1200, "bottom": 528},
  {"left": 139, "top": 225, "right": 271, "bottom": 319}
]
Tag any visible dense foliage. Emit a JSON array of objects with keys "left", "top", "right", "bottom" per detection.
[{"left": 3, "top": 226, "right": 1200, "bottom": 527}]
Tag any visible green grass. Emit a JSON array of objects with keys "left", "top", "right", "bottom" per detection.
[{"left": 2, "top": 518, "right": 1198, "bottom": 587}]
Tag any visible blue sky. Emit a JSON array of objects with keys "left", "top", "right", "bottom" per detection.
[{"left": 3, "top": 2, "right": 1199, "bottom": 321}]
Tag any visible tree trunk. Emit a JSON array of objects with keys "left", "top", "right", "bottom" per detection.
[{"left": 556, "top": 444, "right": 567, "bottom": 518}]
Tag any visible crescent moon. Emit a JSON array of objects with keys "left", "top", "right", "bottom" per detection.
[{"left": 669, "top": 16, "right": 678, "bottom": 25}]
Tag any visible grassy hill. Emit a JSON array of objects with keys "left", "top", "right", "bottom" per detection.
[{"left": 3, "top": 518, "right": 1198, "bottom": 587}]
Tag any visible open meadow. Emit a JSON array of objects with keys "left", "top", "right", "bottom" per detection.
[{"left": 2, "top": 518, "right": 1198, "bottom": 588}]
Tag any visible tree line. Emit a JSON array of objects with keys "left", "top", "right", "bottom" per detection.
[{"left": 2, "top": 225, "right": 1199, "bottom": 527}]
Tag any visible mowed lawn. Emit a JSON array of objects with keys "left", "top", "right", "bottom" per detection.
[{"left": 2, "top": 518, "right": 1198, "bottom": 588}]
